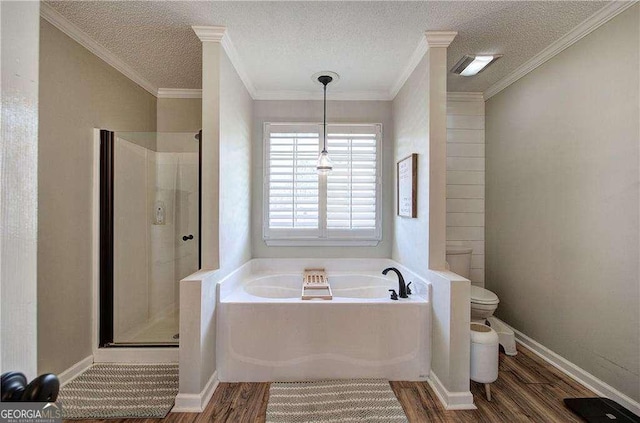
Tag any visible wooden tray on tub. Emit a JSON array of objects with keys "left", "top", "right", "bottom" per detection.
[{"left": 302, "top": 268, "right": 332, "bottom": 300}]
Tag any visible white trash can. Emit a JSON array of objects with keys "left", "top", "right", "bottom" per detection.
[{"left": 470, "top": 322, "right": 499, "bottom": 401}]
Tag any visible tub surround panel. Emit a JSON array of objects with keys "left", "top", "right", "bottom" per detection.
[
  {"left": 486, "top": 5, "right": 640, "bottom": 402},
  {"left": 215, "top": 259, "right": 431, "bottom": 382},
  {"left": 218, "top": 302, "right": 430, "bottom": 382}
]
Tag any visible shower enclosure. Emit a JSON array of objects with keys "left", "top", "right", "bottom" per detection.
[{"left": 99, "top": 130, "right": 200, "bottom": 346}]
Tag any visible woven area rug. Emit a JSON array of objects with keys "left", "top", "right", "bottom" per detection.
[
  {"left": 266, "top": 380, "right": 408, "bottom": 423},
  {"left": 58, "top": 364, "right": 178, "bottom": 419}
]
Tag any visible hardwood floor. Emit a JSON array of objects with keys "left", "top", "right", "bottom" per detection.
[{"left": 66, "top": 344, "right": 592, "bottom": 423}]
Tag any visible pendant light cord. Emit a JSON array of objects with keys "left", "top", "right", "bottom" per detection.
[{"left": 322, "top": 82, "right": 327, "bottom": 153}]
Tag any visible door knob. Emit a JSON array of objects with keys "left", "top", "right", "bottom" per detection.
[{"left": 182, "top": 234, "right": 194, "bottom": 241}]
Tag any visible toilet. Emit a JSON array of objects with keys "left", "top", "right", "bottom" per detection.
[
  {"left": 446, "top": 247, "right": 517, "bottom": 356},
  {"left": 445, "top": 247, "right": 499, "bottom": 323}
]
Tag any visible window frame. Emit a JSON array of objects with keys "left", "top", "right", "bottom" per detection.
[{"left": 263, "top": 122, "right": 382, "bottom": 247}]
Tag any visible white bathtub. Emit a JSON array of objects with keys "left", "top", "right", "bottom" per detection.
[{"left": 216, "top": 259, "right": 431, "bottom": 382}]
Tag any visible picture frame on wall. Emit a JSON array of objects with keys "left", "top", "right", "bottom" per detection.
[{"left": 397, "top": 153, "right": 417, "bottom": 218}]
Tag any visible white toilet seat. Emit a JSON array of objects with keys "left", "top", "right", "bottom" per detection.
[{"left": 471, "top": 285, "right": 499, "bottom": 305}]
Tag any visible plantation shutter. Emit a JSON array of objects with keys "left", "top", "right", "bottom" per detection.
[
  {"left": 326, "top": 124, "right": 380, "bottom": 239},
  {"left": 265, "top": 124, "right": 321, "bottom": 238},
  {"left": 264, "top": 123, "right": 381, "bottom": 244}
]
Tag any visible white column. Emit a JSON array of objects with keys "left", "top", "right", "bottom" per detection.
[
  {"left": 424, "top": 31, "right": 475, "bottom": 410},
  {"left": 426, "top": 31, "right": 457, "bottom": 271},
  {"left": 192, "top": 26, "right": 225, "bottom": 270},
  {"left": 176, "top": 27, "right": 225, "bottom": 410}
]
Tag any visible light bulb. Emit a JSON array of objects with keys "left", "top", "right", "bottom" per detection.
[{"left": 317, "top": 150, "right": 333, "bottom": 174}]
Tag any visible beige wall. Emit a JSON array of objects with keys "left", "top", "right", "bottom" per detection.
[
  {"left": 1, "top": 1, "right": 40, "bottom": 379},
  {"left": 486, "top": 5, "right": 639, "bottom": 402},
  {"left": 157, "top": 98, "right": 202, "bottom": 132},
  {"left": 252, "top": 100, "right": 394, "bottom": 258},
  {"left": 38, "top": 19, "right": 157, "bottom": 374}
]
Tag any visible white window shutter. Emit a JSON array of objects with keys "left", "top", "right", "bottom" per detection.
[
  {"left": 264, "top": 123, "right": 381, "bottom": 244},
  {"left": 326, "top": 125, "right": 380, "bottom": 239}
]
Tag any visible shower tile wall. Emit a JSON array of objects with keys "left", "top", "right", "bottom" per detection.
[
  {"left": 113, "top": 133, "right": 198, "bottom": 344},
  {"left": 446, "top": 95, "right": 485, "bottom": 287}
]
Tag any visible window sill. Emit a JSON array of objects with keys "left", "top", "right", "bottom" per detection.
[{"left": 264, "top": 239, "right": 381, "bottom": 247}]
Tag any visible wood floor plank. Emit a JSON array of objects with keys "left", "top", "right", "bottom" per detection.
[
  {"left": 162, "top": 412, "right": 198, "bottom": 423},
  {"left": 504, "top": 348, "right": 557, "bottom": 385},
  {"left": 516, "top": 345, "right": 573, "bottom": 382},
  {"left": 499, "top": 370, "right": 579, "bottom": 422},
  {"left": 63, "top": 345, "right": 594, "bottom": 423},
  {"left": 472, "top": 375, "right": 534, "bottom": 423},
  {"left": 198, "top": 382, "right": 243, "bottom": 422},
  {"left": 395, "top": 386, "right": 431, "bottom": 423},
  {"left": 526, "top": 381, "right": 585, "bottom": 423},
  {"left": 413, "top": 382, "right": 451, "bottom": 423}
]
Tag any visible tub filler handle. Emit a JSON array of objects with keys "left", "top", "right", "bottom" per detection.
[
  {"left": 389, "top": 289, "right": 398, "bottom": 300},
  {"left": 406, "top": 282, "right": 412, "bottom": 295}
]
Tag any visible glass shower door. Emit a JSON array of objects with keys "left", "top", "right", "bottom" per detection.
[{"left": 101, "top": 130, "right": 199, "bottom": 346}]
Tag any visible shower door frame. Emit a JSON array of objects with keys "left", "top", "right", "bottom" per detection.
[{"left": 98, "top": 129, "right": 201, "bottom": 348}]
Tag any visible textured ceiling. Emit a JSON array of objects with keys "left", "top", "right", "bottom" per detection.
[{"left": 47, "top": 1, "right": 607, "bottom": 95}]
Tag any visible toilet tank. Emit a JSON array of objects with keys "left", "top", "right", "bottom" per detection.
[{"left": 446, "top": 247, "right": 473, "bottom": 279}]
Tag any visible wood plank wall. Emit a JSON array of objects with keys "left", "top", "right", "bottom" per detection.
[{"left": 446, "top": 94, "right": 485, "bottom": 287}]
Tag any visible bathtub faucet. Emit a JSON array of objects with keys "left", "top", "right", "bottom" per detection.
[{"left": 382, "top": 267, "right": 408, "bottom": 299}]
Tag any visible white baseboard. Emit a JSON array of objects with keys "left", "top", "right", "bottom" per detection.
[
  {"left": 172, "top": 371, "right": 219, "bottom": 413},
  {"left": 499, "top": 319, "right": 640, "bottom": 417},
  {"left": 58, "top": 355, "right": 94, "bottom": 386},
  {"left": 427, "top": 371, "right": 476, "bottom": 410},
  {"left": 93, "top": 347, "right": 178, "bottom": 363}
]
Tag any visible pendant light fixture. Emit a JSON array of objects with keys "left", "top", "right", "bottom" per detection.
[{"left": 316, "top": 74, "right": 334, "bottom": 174}]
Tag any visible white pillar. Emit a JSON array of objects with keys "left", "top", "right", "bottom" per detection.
[
  {"left": 176, "top": 27, "right": 226, "bottom": 412},
  {"left": 425, "top": 31, "right": 457, "bottom": 271},
  {"left": 424, "top": 31, "right": 475, "bottom": 410},
  {"left": 192, "top": 26, "right": 225, "bottom": 271}
]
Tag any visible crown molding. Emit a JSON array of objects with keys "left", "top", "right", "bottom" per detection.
[
  {"left": 484, "top": 0, "right": 638, "bottom": 100},
  {"left": 38, "top": 8, "right": 469, "bottom": 104},
  {"left": 40, "top": 3, "right": 158, "bottom": 96},
  {"left": 389, "top": 30, "right": 458, "bottom": 100},
  {"left": 157, "top": 88, "right": 202, "bottom": 99},
  {"left": 191, "top": 25, "right": 257, "bottom": 99},
  {"left": 424, "top": 31, "right": 458, "bottom": 48},
  {"left": 191, "top": 25, "right": 226, "bottom": 42},
  {"left": 253, "top": 90, "right": 391, "bottom": 101},
  {"left": 220, "top": 33, "right": 257, "bottom": 98},
  {"left": 389, "top": 36, "right": 429, "bottom": 100},
  {"left": 447, "top": 92, "right": 484, "bottom": 102}
]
